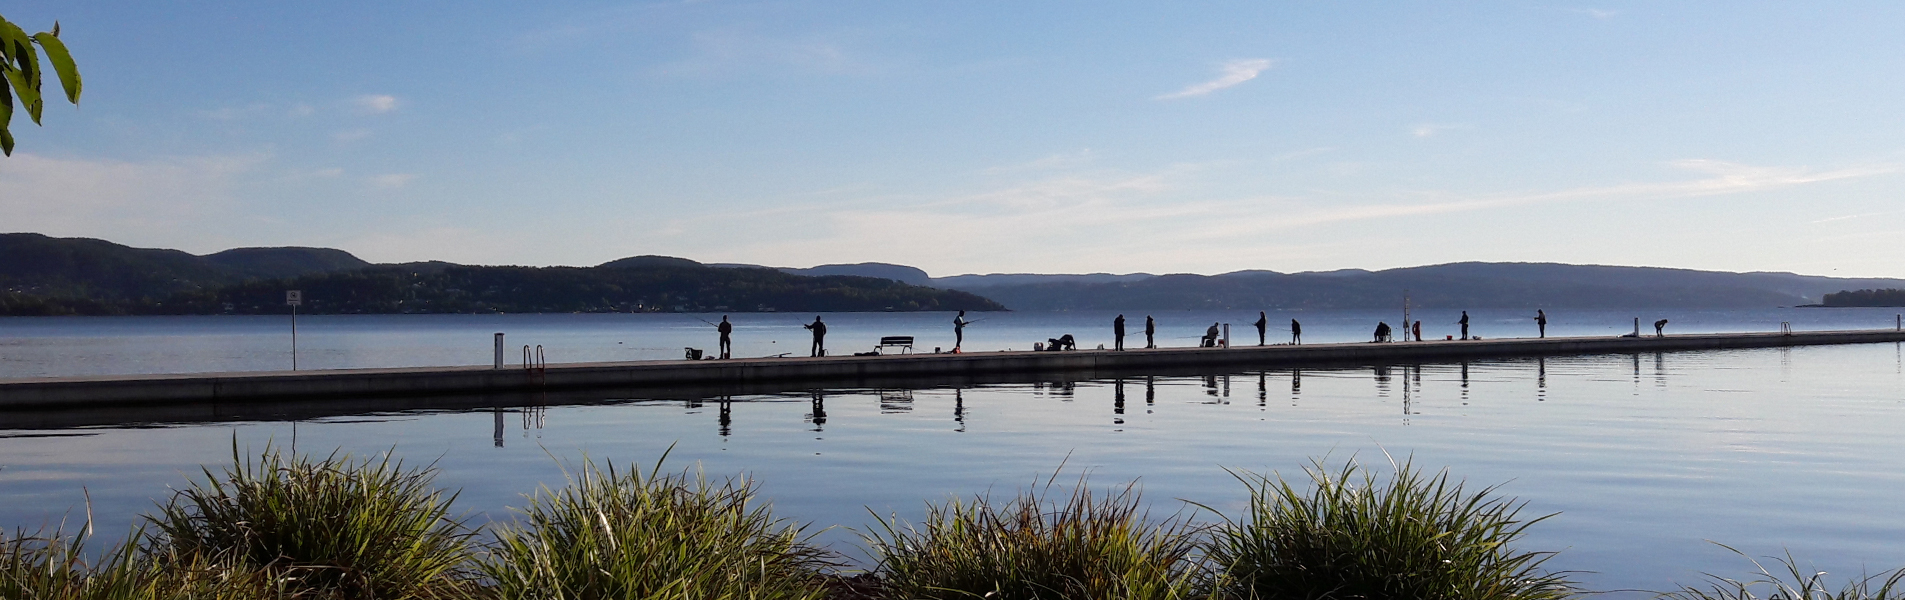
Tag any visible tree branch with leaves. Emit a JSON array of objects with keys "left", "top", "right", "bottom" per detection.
[{"left": 1, "top": 13, "right": 82, "bottom": 156}]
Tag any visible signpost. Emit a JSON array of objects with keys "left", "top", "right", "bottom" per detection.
[{"left": 287, "top": 290, "right": 302, "bottom": 370}]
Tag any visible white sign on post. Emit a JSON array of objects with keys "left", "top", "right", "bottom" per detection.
[{"left": 286, "top": 290, "right": 303, "bottom": 306}]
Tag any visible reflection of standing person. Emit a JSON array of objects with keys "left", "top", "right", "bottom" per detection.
[
  {"left": 1458, "top": 311, "right": 1471, "bottom": 340},
  {"left": 803, "top": 316, "right": 827, "bottom": 357},
  {"left": 716, "top": 315, "right": 733, "bottom": 359},
  {"left": 1291, "top": 319, "right": 1302, "bottom": 345},
  {"left": 1254, "top": 311, "right": 1268, "bottom": 346},
  {"left": 1412, "top": 320, "right": 1422, "bottom": 342},
  {"left": 1144, "top": 316, "right": 1156, "bottom": 348},
  {"left": 953, "top": 310, "right": 967, "bottom": 352},
  {"left": 1655, "top": 319, "right": 1669, "bottom": 337},
  {"left": 1535, "top": 310, "right": 1547, "bottom": 338},
  {"left": 1113, "top": 314, "right": 1126, "bottom": 351}
]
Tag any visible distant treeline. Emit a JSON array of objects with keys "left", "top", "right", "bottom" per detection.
[
  {"left": 1822, "top": 288, "right": 1905, "bottom": 307},
  {"left": 0, "top": 233, "right": 1005, "bottom": 316},
  {"left": 2, "top": 264, "right": 1004, "bottom": 316}
]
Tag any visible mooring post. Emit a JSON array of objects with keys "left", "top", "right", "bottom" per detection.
[
  {"left": 1633, "top": 317, "right": 1640, "bottom": 337},
  {"left": 1222, "top": 324, "right": 1230, "bottom": 347},
  {"left": 494, "top": 333, "right": 505, "bottom": 369}
]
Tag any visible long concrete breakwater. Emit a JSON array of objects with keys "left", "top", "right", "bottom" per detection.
[{"left": 3, "top": 329, "right": 1903, "bottom": 410}]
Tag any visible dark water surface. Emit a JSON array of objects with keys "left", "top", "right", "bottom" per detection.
[
  {"left": 4, "top": 307, "right": 1902, "bottom": 378},
  {"left": 3, "top": 340, "right": 1904, "bottom": 596},
  {"left": 5, "top": 310, "right": 1905, "bottom": 595}
]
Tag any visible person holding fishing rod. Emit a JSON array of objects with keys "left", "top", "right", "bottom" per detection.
[
  {"left": 953, "top": 310, "right": 968, "bottom": 352},
  {"left": 716, "top": 315, "right": 733, "bottom": 359},
  {"left": 804, "top": 316, "right": 827, "bottom": 357}
]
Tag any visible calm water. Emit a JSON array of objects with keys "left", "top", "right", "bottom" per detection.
[
  {"left": 2, "top": 307, "right": 1901, "bottom": 378},
  {"left": 3, "top": 310, "right": 1905, "bottom": 596}
]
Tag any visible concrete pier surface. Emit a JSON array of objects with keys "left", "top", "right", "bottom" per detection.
[{"left": 3, "top": 329, "right": 1903, "bottom": 410}]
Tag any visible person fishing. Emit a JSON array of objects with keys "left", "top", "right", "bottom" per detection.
[
  {"left": 1045, "top": 334, "right": 1077, "bottom": 351},
  {"left": 1113, "top": 314, "right": 1126, "bottom": 351},
  {"left": 1655, "top": 319, "right": 1669, "bottom": 337},
  {"left": 1145, "top": 315, "right": 1156, "bottom": 348},
  {"left": 1254, "top": 311, "right": 1268, "bottom": 346},
  {"left": 804, "top": 316, "right": 827, "bottom": 357},
  {"left": 1535, "top": 309, "right": 1548, "bottom": 338},
  {"left": 1374, "top": 321, "right": 1392, "bottom": 343},
  {"left": 1458, "top": 311, "right": 1471, "bottom": 340},
  {"left": 953, "top": 310, "right": 968, "bottom": 352},
  {"left": 1203, "top": 322, "right": 1221, "bottom": 348},
  {"left": 1291, "top": 319, "right": 1302, "bottom": 345},
  {"left": 716, "top": 315, "right": 733, "bottom": 359},
  {"left": 1412, "top": 320, "right": 1422, "bottom": 342}
]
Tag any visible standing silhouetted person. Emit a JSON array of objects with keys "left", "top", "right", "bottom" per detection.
[
  {"left": 1291, "top": 319, "right": 1302, "bottom": 345},
  {"left": 804, "top": 316, "right": 827, "bottom": 357},
  {"left": 1535, "top": 310, "right": 1547, "bottom": 338},
  {"left": 1113, "top": 314, "right": 1126, "bottom": 350},
  {"left": 1655, "top": 319, "right": 1669, "bottom": 337},
  {"left": 953, "top": 310, "right": 967, "bottom": 352},
  {"left": 1144, "top": 316, "right": 1156, "bottom": 348},
  {"left": 1412, "top": 320, "right": 1422, "bottom": 342},
  {"left": 716, "top": 315, "right": 733, "bottom": 359},
  {"left": 1458, "top": 311, "right": 1471, "bottom": 340},
  {"left": 1254, "top": 311, "right": 1268, "bottom": 346}
]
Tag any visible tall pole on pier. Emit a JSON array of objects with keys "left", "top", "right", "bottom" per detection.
[{"left": 286, "top": 290, "right": 302, "bottom": 371}]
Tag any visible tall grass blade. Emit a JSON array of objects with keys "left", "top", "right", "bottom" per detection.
[
  {"left": 479, "top": 457, "right": 832, "bottom": 600},
  {"left": 1205, "top": 457, "right": 1575, "bottom": 600},
  {"left": 865, "top": 477, "right": 1203, "bottom": 600}
]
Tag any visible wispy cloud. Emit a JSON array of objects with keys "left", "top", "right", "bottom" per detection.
[
  {"left": 1565, "top": 7, "right": 1619, "bottom": 19},
  {"left": 1195, "top": 160, "right": 1897, "bottom": 238},
  {"left": 1157, "top": 59, "right": 1275, "bottom": 100},
  {"left": 0, "top": 152, "right": 267, "bottom": 247},
  {"left": 353, "top": 94, "right": 399, "bottom": 114},
  {"left": 1411, "top": 123, "right": 1465, "bottom": 137},
  {"left": 691, "top": 159, "right": 1894, "bottom": 274},
  {"left": 982, "top": 149, "right": 1096, "bottom": 174},
  {"left": 1272, "top": 147, "right": 1337, "bottom": 162},
  {"left": 1812, "top": 209, "right": 1905, "bottom": 224},
  {"left": 371, "top": 173, "right": 417, "bottom": 188},
  {"left": 657, "top": 28, "right": 875, "bottom": 76}
]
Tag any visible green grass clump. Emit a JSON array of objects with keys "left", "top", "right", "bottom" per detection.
[
  {"left": 479, "top": 458, "right": 832, "bottom": 600},
  {"left": 0, "top": 527, "right": 279, "bottom": 600},
  {"left": 1204, "top": 457, "right": 1574, "bottom": 600},
  {"left": 1, "top": 528, "right": 93, "bottom": 599},
  {"left": 144, "top": 444, "right": 477, "bottom": 599},
  {"left": 1661, "top": 545, "right": 1905, "bottom": 600},
  {"left": 865, "top": 478, "right": 1203, "bottom": 599}
]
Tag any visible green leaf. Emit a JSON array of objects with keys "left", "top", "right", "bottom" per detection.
[
  {"left": 0, "top": 20, "right": 34, "bottom": 82},
  {"left": 3, "top": 65, "right": 38, "bottom": 124},
  {"left": 0, "top": 79, "right": 12, "bottom": 156},
  {"left": 30, "top": 31, "right": 78, "bottom": 104},
  {"left": 0, "top": 18, "right": 31, "bottom": 63}
]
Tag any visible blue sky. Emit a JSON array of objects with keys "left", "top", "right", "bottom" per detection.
[{"left": 3, "top": 1, "right": 1903, "bottom": 277}]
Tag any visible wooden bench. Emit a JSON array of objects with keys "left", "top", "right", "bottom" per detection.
[{"left": 877, "top": 336, "right": 915, "bottom": 354}]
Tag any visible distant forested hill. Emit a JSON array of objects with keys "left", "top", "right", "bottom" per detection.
[
  {"left": 154, "top": 264, "right": 1001, "bottom": 315},
  {"left": 0, "top": 234, "right": 1002, "bottom": 315},
  {"left": 938, "top": 263, "right": 1905, "bottom": 310},
  {"left": 1823, "top": 289, "right": 1905, "bottom": 307}
]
